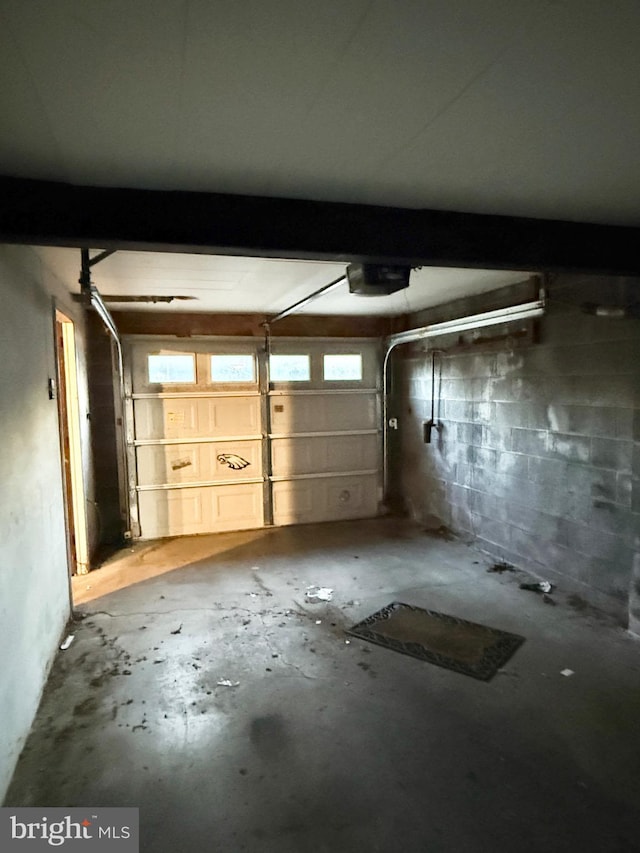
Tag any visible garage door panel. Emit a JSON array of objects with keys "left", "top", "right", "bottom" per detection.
[
  {"left": 210, "top": 397, "right": 260, "bottom": 433},
  {"left": 213, "top": 441, "right": 262, "bottom": 478},
  {"left": 134, "top": 396, "right": 260, "bottom": 441},
  {"left": 326, "top": 395, "right": 377, "bottom": 430},
  {"left": 271, "top": 434, "right": 378, "bottom": 476},
  {"left": 270, "top": 438, "right": 314, "bottom": 476},
  {"left": 137, "top": 444, "right": 202, "bottom": 485},
  {"left": 270, "top": 394, "right": 377, "bottom": 433},
  {"left": 271, "top": 483, "right": 314, "bottom": 519},
  {"left": 272, "top": 475, "right": 378, "bottom": 526},
  {"left": 138, "top": 488, "right": 205, "bottom": 539},
  {"left": 325, "top": 434, "right": 378, "bottom": 471},
  {"left": 136, "top": 440, "right": 262, "bottom": 486},
  {"left": 138, "top": 484, "right": 263, "bottom": 538},
  {"left": 134, "top": 398, "right": 200, "bottom": 441},
  {"left": 214, "top": 485, "right": 263, "bottom": 525}
]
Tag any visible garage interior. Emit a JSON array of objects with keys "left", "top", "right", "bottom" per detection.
[{"left": 1, "top": 2, "right": 640, "bottom": 850}]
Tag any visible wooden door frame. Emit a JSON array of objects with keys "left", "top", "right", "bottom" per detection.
[{"left": 54, "top": 308, "right": 90, "bottom": 576}]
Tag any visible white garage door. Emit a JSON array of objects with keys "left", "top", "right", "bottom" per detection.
[
  {"left": 127, "top": 340, "right": 264, "bottom": 539},
  {"left": 125, "top": 337, "right": 381, "bottom": 538},
  {"left": 268, "top": 341, "right": 380, "bottom": 526}
]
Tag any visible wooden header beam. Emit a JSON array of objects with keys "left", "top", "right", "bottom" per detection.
[{"left": 2, "top": 175, "right": 640, "bottom": 275}]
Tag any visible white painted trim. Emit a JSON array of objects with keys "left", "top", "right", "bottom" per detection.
[{"left": 59, "top": 319, "right": 90, "bottom": 575}]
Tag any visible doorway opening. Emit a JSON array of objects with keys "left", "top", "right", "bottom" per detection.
[{"left": 55, "top": 310, "right": 89, "bottom": 576}]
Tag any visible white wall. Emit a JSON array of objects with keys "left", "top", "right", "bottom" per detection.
[{"left": 0, "top": 245, "right": 83, "bottom": 801}]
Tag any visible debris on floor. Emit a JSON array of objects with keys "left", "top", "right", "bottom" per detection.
[
  {"left": 59, "top": 634, "right": 75, "bottom": 651},
  {"left": 427, "top": 524, "right": 455, "bottom": 540},
  {"left": 520, "top": 581, "right": 553, "bottom": 594},
  {"left": 216, "top": 679, "right": 240, "bottom": 687},
  {"left": 487, "top": 561, "right": 514, "bottom": 573},
  {"left": 306, "top": 586, "right": 333, "bottom": 602},
  {"left": 560, "top": 669, "right": 575, "bottom": 677},
  {"left": 170, "top": 624, "right": 183, "bottom": 635}
]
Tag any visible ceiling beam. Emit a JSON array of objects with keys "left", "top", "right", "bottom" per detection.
[{"left": 2, "top": 175, "right": 640, "bottom": 275}]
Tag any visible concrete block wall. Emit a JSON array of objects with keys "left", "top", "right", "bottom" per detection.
[{"left": 396, "top": 275, "right": 640, "bottom": 624}]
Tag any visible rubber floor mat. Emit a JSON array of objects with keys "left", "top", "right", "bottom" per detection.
[{"left": 347, "top": 601, "right": 524, "bottom": 681}]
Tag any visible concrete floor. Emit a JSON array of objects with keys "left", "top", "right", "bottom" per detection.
[{"left": 5, "top": 519, "right": 640, "bottom": 852}]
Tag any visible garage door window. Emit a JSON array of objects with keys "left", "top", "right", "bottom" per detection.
[
  {"left": 269, "top": 354, "right": 310, "bottom": 382},
  {"left": 148, "top": 354, "right": 196, "bottom": 384},
  {"left": 210, "top": 354, "right": 255, "bottom": 383},
  {"left": 323, "top": 354, "right": 362, "bottom": 381}
]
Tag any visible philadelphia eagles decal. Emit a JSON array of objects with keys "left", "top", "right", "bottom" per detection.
[{"left": 217, "top": 453, "right": 251, "bottom": 470}]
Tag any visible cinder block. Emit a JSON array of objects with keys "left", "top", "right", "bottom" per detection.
[
  {"left": 590, "top": 470, "right": 618, "bottom": 503},
  {"left": 454, "top": 462, "right": 474, "bottom": 487},
  {"left": 492, "top": 401, "right": 546, "bottom": 430},
  {"left": 545, "top": 404, "right": 627, "bottom": 438},
  {"left": 440, "top": 378, "right": 467, "bottom": 401},
  {"left": 509, "top": 526, "right": 580, "bottom": 576},
  {"left": 443, "top": 400, "right": 474, "bottom": 422},
  {"left": 496, "top": 451, "right": 529, "bottom": 479},
  {"left": 591, "top": 437, "right": 633, "bottom": 472},
  {"left": 449, "top": 483, "right": 474, "bottom": 509},
  {"left": 474, "top": 537, "right": 514, "bottom": 565},
  {"left": 495, "top": 350, "right": 526, "bottom": 377},
  {"left": 473, "top": 447, "right": 498, "bottom": 470},
  {"left": 472, "top": 514, "right": 509, "bottom": 548},
  {"left": 502, "top": 503, "right": 567, "bottom": 543},
  {"left": 450, "top": 503, "right": 474, "bottom": 534},
  {"left": 456, "top": 422, "right": 476, "bottom": 444},
  {"left": 481, "top": 425, "right": 511, "bottom": 451},
  {"left": 473, "top": 401, "right": 493, "bottom": 423},
  {"left": 629, "top": 553, "right": 640, "bottom": 634},
  {"left": 473, "top": 490, "right": 499, "bottom": 519},
  {"left": 616, "top": 472, "right": 633, "bottom": 507},
  {"left": 548, "top": 340, "right": 635, "bottom": 376},
  {"left": 548, "top": 432, "right": 591, "bottom": 464},
  {"left": 613, "top": 407, "right": 634, "bottom": 440},
  {"left": 528, "top": 456, "right": 567, "bottom": 484},
  {"left": 632, "top": 476, "right": 640, "bottom": 514},
  {"left": 541, "top": 374, "right": 632, "bottom": 408},
  {"left": 512, "top": 428, "right": 549, "bottom": 456},
  {"left": 584, "top": 503, "right": 637, "bottom": 545},
  {"left": 491, "top": 376, "right": 539, "bottom": 404},
  {"left": 566, "top": 521, "right": 622, "bottom": 561},
  {"left": 586, "top": 553, "right": 636, "bottom": 601}
]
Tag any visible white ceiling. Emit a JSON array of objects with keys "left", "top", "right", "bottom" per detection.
[
  {"left": 2, "top": 0, "right": 640, "bottom": 227},
  {"left": 33, "top": 246, "right": 529, "bottom": 316},
  {"left": 4, "top": 2, "right": 635, "bottom": 315}
]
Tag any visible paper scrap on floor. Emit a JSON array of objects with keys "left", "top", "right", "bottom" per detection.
[{"left": 306, "top": 586, "right": 333, "bottom": 602}]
